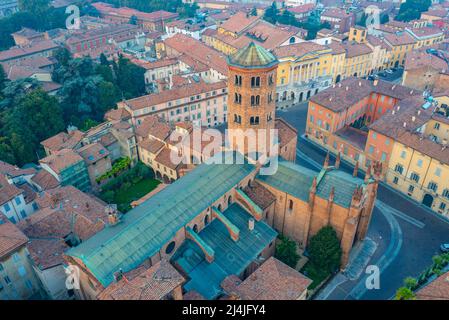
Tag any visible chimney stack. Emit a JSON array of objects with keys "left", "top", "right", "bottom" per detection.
[
  {"left": 353, "top": 161, "right": 359, "bottom": 177},
  {"left": 106, "top": 204, "right": 120, "bottom": 226},
  {"left": 248, "top": 218, "right": 255, "bottom": 231},
  {"left": 335, "top": 152, "right": 341, "bottom": 169},
  {"left": 324, "top": 152, "right": 330, "bottom": 168}
]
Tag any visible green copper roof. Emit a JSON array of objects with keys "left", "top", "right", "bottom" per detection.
[
  {"left": 257, "top": 161, "right": 316, "bottom": 202},
  {"left": 171, "top": 203, "right": 277, "bottom": 299},
  {"left": 66, "top": 152, "right": 256, "bottom": 287},
  {"left": 228, "top": 42, "right": 278, "bottom": 69},
  {"left": 257, "top": 161, "right": 365, "bottom": 208}
]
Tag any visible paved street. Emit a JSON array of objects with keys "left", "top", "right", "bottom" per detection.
[{"left": 277, "top": 102, "right": 449, "bottom": 300}]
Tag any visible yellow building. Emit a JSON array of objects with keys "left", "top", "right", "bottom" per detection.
[
  {"left": 406, "top": 27, "right": 445, "bottom": 50},
  {"left": 348, "top": 26, "right": 367, "bottom": 44},
  {"left": 384, "top": 32, "right": 416, "bottom": 68},
  {"left": 386, "top": 112, "right": 449, "bottom": 217},
  {"left": 272, "top": 42, "right": 334, "bottom": 107}
]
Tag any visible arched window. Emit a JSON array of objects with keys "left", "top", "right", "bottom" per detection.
[
  {"left": 289, "top": 37, "right": 295, "bottom": 44},
  {"left": 234, "top": 75, "right": 242, "bottom": 86},
  {"left": 192, "top": 224, "right": 198, "bottom": 233},
  {"left": 250, "top": 116, "right": 260, "bottom": 125},
  {"left": 251, "top": 76, "right": 260, "bottom": 87},
  {"left": 165, "top": 241, "right": 176, "bottom": 254},
  {"left": 251, "top": 95, "right": 260, "bottom": 106},
  {"left": 288, "top": 199, "right": 294, "bottom": 211},
  {"left": 204, "top": 214, "right": 209, "bottom": 226}
]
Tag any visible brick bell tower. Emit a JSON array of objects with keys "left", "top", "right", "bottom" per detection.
[{"left": 227, "top": 42, "right": 279, "bottom": 159}]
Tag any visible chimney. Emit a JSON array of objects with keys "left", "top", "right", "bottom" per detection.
[
  {"left": 358, "top": 81, "right": 362, "bottom": 86},
  {"left": 403, "top": 122, "right": 407, "bottom": 128},
  {"left": 373, "top": 79, "right": 378, "bottom": 86},
  {"left": 168, "top": 73, "right": 173, "bottom": 89},
  {"left": 365, "top": 164, "right": 371, "bottom": 183},
  {"left": 324, "top": 152, "right": 330, "bottom": 168},
  {"left": 417, "top": 110, "right": 421, "bottom": 115},
  {"left": 346, "top": 86, "right": 349, "bottom": 91},
  {"left": 335, "top": 152, "right": 341, "bottom": 169},
  {"left": 412, "top": 116, "right": 416, "bottom": 122},
  {"left": 248, "top": 218, "right": 255, "bottom": 231},
  {"left": 106, "top": 204, "right": 120, "bottom": 226},
  {"left": 353, "top": 161, "right": 359, "bottom": 177},
  {"left": 392, "top": 110, "right": 395, "bottom": 115},
  {"left": 113, "top": 269, "right": 124, "bottom": 282}
]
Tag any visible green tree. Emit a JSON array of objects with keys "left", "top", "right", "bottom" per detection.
[
  {"left": 404, "top": 277, "right": 418, "bottom": 290},
  {"left": 263, "top": 2, "right": 279, "bottom": 24},
  {"left": 114, "top": 55, "right": 146, "bottom": 99},
  {"left": 18, "top": 0, "right": 50, "bottom": 13},
  {"left": 395, "top": 287, "right": 416, "bottom": 300},
  {"left": 307, "top": 226, "right": 342, "bottom": 274},
  {"left": 0, "top": 64, "right": 6, "bottom": 97},
  {"left": 274, "top": 235, "right": 300, "bottom": 268},
  {"left": 395, "top": 0, "right": 431, "bottom": 22},
  {"left": 250, "top": 7, "right": 258, "bottom": 16},
  {"left": 0, "top": 137, "right": 16, "bottom": 164}
]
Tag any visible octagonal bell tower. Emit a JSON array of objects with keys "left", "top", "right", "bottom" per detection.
[{"left": 227, "top": 42, "right": 279, "bottom": 158}]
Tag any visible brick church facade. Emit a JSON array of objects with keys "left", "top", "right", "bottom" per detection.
[{"left": 64, "top": 42, "right": 380, "bottom": 300}]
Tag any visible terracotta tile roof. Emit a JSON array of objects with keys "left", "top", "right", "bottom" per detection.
[
  {"left": 219, "top": 11, "right": 260, "bottom": 34},
  {"left": 288, "top": 3, "right": 315, "bottom": 14},
  {"left": 139, "top": 138, "right": 165, "bottom": 154},
  {"left": 214, "top": 20, "right": 301, "bottom": 51},
  {"left": 18, "top": 183, "right": 37, "bottom": 204},
  {"left": 0, "top": 174, "right": 23, "bottom": 206},
  {"left": 17, "top": 186, "right": 108, "bottom": 269},
  {"left": 41, "top": 130, "right": 84, "bottom": 153},
  {"left": 422, "top": 9, "right": 448, "bottom": 18},
  {"left": 92, "top": 2, "right": 178, "bottom": 22},
  {"left": 416, "top": 271, "right": 449, "bottom": 300},
  {"left": 0, "top": 214, "right": 29, "bottom": 260},
  {"left": 97, "top": 260, "right": 185, "bottom": 300},
  {"left": 0, "top": 160, "right": 36, "bottom": 178},
  {"left": 31, "top": 170, "right": 60, "bottom": 191},
  {"left": 154, "top": 146, "right": 181, "bottom": 170},
  {"left": 395, "top": 130, "right": 449, "bottom": 166},
  {"left": 183, "top": 290, "right": 205, "bottom": 300},
  {"left": 404, "top": 50, "right": 447, "bottom": 72},
  {"left": 310, "top": 77, "right": 421, "bottom": 113},
  {"left": 243, "top": 180, "right": 276, "bottom": 210},
  {"left": 164, "top": 33, "right": 228, "bottom": 75},
  {"left": 124, "top": 80, "right": 227, "bottom": 111},
  {"left": 366, "top": 35, "right": 392, "bottom": 51},
  {"left": 39, "top": 149, "right": 84, "bottom": 175},
  {"left": 406, "top": 26, "right": 444, "bottom": 39},
  {"left": 135, "top": 115, "right": 172, "bottom": 141},
  {"left": 77, "top": 143, "right": 110, "bottom": 165},
  {"left": 327, "top": 41, "right": 346, "bottom": 54},
  {"left": 343, "top": 42, "right": 373, "bottom": 58},
  {"left": 221, "top": 257, "right": 312, "bottom": 300},
  {"left": 0, "top": 40, "right": 59, "bottom": 62},
  {"left": 104, "top": 108, "right": 131, "bottom": 122},
  {"left": 26, "top": 238, "right": 69, "bottom": 270},
  {"left": 276, "top": 118, "right": 298, "bottom": 149},
  {"left": 272, "top": 42, "right": 327, "bottom": 58},
  {"left": 132, "top": 57, "right": 178, "bottom": 70},
  {"left": 321, "top": 8, "right": 353, "bottom": 19},
  {"left": 369, "top": 96, "right": 433, "bottom": 140},
  {"left": 384, "top": 32, "right": 416, "bottom": 46}
]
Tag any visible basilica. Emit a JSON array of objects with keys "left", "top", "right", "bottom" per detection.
[{"left": 65, "top": 42, "right": 380, "bottom": 300}]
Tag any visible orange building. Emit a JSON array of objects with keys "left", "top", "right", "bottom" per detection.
[{"left": 306, "top": 77, "right": 421, "bottom": 172}]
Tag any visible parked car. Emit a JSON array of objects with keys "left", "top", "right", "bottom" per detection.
[
  {"left": 385, "top": 69, "right": 393, "bottom": 74},
  {"left": 440, "top": 243, "right": 449, "bottom": 252}
]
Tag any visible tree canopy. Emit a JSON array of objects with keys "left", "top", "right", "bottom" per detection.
[
  {"left": 395, "top": 0, "right": 431, "bottom": 22},
  {"left": 307, "top": 226, "right": 342, "bottom": 274},
  {"left": 275, "top": 235, "right": 300, "bottom": 268},
  {"left": 103, "top": 0, "right": 198, "bottom": 18}
]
